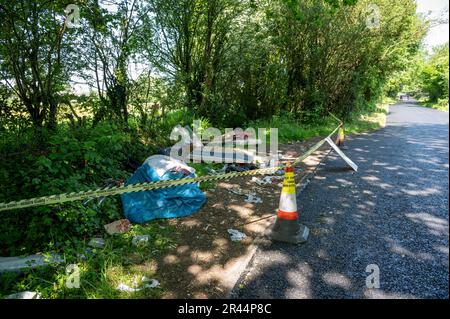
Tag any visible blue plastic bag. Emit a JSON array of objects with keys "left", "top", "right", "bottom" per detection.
[{"left": 121, "top": 155, "right": 206, "bottom": 223}]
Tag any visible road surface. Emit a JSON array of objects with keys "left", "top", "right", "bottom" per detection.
[{"left": 232, "top": 102, "right": 449, "bottom": 299}]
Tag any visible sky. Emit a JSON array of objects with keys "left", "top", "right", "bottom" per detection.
[{"left": 416, "top": 0, "right": 449, "bottom": 50}]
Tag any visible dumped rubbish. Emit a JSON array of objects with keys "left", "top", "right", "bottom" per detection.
[
  {"left": 227, "top": 187, "right": 262, "bottom": 203},
  {"left": 117, "top": 276, "right": 160, "bottom": 292},
  {"left": 0, "top": 253, "right": 63, "bottom": 273},
  {"left": 176, "top": 125, "right": 274, "bottom": 165},
  {"left": 88, "top": 238, "right": 105, "bottom": 248},
  {"left": 228, "top": 187, "right": 249, "bottom": 196},
  {"left": 251, "top": 176, "right": 274, "bottom": 185},
  {"left": 206, "top": 167, "right": 219, "bottom": 175},
  {"left": 104, "top": 219, "right": 131, "bottom": 235},
  {"left": 228, "top": 229, "right": 247, "bottom": 242},
  {"left": 5, "top": 291, "right": 41, "bottom": 299},
  {"left": 244, "top": 194, "right": 263, "bottom": 204},
  {"left": 132, "top": 235, "right": 150, "bottom": 247},
  {"left": 121, "top": 155, "right": 206, "bottom": 223}
]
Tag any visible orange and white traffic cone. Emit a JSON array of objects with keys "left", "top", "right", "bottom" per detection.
[
  {"left": 268, "top": 162, "right": 309, "bottom": 244},
  {"left": 336, "top": 125, "right": 345, "bottom": 147}
]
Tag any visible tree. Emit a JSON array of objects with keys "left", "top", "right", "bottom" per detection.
[
  {"left": 78, "top": 0, "right": 151, "bottom": 126},
  {"left": 143, "top": 0, "right": 240, "bottom": 121},
  {"left": 0, "top": 1, "right": 77, "bottom": 130},
  {"left": 419, "top": 43, "right": 449, "bottom": 102}
]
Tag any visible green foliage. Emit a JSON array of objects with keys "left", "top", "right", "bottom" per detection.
[
  {"left": 0, "top": 123, "right": 150, "bottom": 256},
  {"left": 0, "top": 220, "right": 176, "bottom": 299},
  {"left": 419, "top": 44, "right": 449, "bottom": 103},
  {"left": 386, "top": 42, "right": 449, "bottom": 108}
]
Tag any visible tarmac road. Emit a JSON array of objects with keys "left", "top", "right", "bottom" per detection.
[{"left": 232, "top": 102, "right": 449, "bottom": 299}]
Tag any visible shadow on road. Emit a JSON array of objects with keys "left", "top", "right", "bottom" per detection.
[{"left": 232, "top": 114, "right": 449, "bottom": 299}]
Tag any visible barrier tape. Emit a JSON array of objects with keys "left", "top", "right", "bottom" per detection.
[{"left": 0, "top": 122, "right": 342, "bottom": 212}]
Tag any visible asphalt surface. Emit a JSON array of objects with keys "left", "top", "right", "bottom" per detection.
[{"left": 232, "top": 102, "right": 449, "bottom": 299}]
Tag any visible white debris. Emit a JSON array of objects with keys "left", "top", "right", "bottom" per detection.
[
  {"left": 228, "top": 187, "right": 257, "bottom": 197},
  {"left": 117, "top": 276, "right": 160, "bottom": 292},
  {"left": 244, "top": 194, "right": 263, "bottom": 204},
  {"left": 228, "top": 229, "right": 247, "bottom": 242},
  {"left": 0, "top": 253, "right": 63, "bottom": 273},
  {"left": 251, "top": 176, "right": 273, "bottom": 185},
  {"left": 142, "top": 277, "right": 160, "bottom": 288},
  {"left": 206, "top": 168, "right": 218, "bottom": 175},
  {"left": 88, "top": 238, "right": 105, "bottom": 248},
  {"left": 132, "top": 235, "right": 150, "bottom": 247},
  {"left": 5, "top": 291, "right": 41, "bottom": 299}
]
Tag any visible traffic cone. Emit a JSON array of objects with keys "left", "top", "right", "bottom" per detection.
[
  {"left": 336, "top": 125, "right": 345, "bottom": 147},
  {"left": 268, "top": 163, "right": 309, "bottom": 244}
]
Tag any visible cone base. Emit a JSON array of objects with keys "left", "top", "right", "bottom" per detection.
[{"left": 267, "top": 220, "right": 309, "bottom": 244}]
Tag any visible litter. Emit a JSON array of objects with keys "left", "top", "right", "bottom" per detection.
[
  {"left": 225, "top": 163, "right": 258, "bottom": 173},
  {"left": 251, "top": 176, "right": 274, "bottom": 185},
  {"left": 0, "top": 253, "right": 63, "bottom": 273},
  {"left": 244, "top": 194, "right": 263, "bottom": 204},
  {"left": 5, "top": 291, "right": 41, "bottom": 299},
  {"left": 132, "top": 235, "right": 150, "bottom": 247},
  {"left": 88, "top": 238, "right": 105, "bottom": 248},
  {"left": 117, "top": 276, "right": 160, "bottom": 292},
  {"left": 228, "top": 229, "right": 247, "bottom": 242},
  {"left": 104, "top": 219, "right": 131, "bottom": 235},
  {"left": 121, "top": 155, "right": 206, "bottom": 223},
  {"left": 206, "top": 168, "right": 219, "bottom": 175},
  {"left": 228, "top": 187, "right": 257, "bottom": 197}
]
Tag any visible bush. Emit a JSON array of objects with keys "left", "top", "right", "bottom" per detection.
[{"left": 0, "top": 124, "right": 150, "bottom": 256}]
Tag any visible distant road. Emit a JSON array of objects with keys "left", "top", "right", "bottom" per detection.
[{"left": 233, "top": 102, "right": 449, "bottom": 299}]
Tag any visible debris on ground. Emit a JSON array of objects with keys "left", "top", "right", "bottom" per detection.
[
  {"left": 225, "top": 163, "right": 258, "bottom": 173},
  {"left": 227, "top": 229, "right": 247, "bottom": 242},
  {"left": 244, "top": 194, "right": 263, "bottom": 204},
  {"left": 104, "top": 219, "right": 131, "bottom": 235},
  {"left": 227, "top": 186, "right": 263, "bottom": 203},
  {"left": 0, "top": 253, "right": 63, "bottom": 273},
  {"left": 117, "top": 276, "right": 160, "bottom": 292},
  {"left": 5, "top": 291, "right": 41, "bottom": 299},
  {"left": 228, "top": 187, "right": 254, "bottom": 196},
  {"left": 88, "top": 238, "right": 105, "bottom": 248},
  {"left": 251, "top": 176, "right": 274, "bottom": 185},
  {"left": 132, "top": 235, "right": 150, "bottom": 247},
  {"left": 206, "top": 167, "right": 219, "bottom": 175}
]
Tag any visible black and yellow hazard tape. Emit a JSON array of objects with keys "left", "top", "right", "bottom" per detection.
[{"left": 0, "top": 121, "right": 342, "bottom": 212}]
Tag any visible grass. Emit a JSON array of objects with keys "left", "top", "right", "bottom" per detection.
[
  {"left": 250, "top": 103, "right": 390, "bottom": 144},
  {"left": 417, "top": 97, "right": 449, "bottom": 112},
  {"left": 0, "top": 220, "right": 178, "bottom": 299},
  {"left": 345, "top": 103, "right": 390, "bottom": 134}
]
